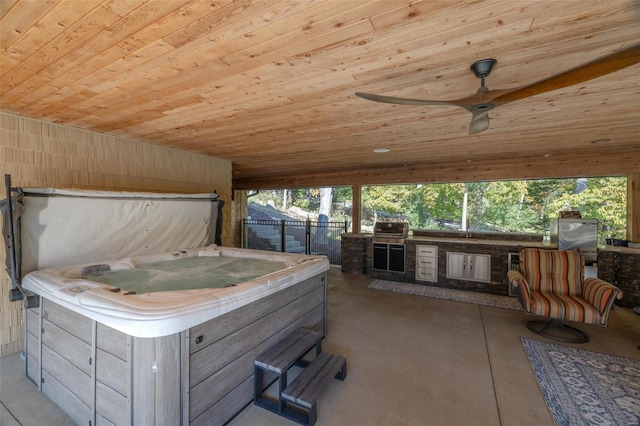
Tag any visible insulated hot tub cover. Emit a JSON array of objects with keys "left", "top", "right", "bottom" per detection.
[{"left": 1, "top": 182, "right": 223, "bottom": 296}]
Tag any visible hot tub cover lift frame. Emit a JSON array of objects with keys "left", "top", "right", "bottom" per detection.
[
  {"left": 1, "top": 173, "right": 224, "bottom": 308},
  {"left": 1, "top": 174, "right": 35, "bottom": 306}
]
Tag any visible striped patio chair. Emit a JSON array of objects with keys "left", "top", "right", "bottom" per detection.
[{"left": 507, "top": 248, "right": 622, "bottom": 343}]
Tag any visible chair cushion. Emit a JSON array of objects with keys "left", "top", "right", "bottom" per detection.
[
  {"left": 521, "top": 249, "right": 583, "bottom": 296},
  {"left": 530, "top": 291, "right": 601, "bottom": 325}
]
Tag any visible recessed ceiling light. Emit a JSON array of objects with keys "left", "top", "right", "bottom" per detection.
[
  {"left": 591, "top": 138, "right": 610, "bottom": 144},
  {"left": 373, "top": 148, "right": 390, "bottom": 153}
]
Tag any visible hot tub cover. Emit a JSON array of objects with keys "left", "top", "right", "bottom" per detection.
[{"left": 9, "top": 187, "right": 221, "bottom": 277}]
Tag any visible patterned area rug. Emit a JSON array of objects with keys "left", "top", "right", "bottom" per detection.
[
  {"left": 522, "top": 338, "right": 640, "bottom": 426},
  {"left": 366, "top": 279, "right": 521, "bottom": 311}
]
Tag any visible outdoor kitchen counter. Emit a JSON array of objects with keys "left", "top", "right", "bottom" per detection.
[
  {"left": 340, "top": 232, "right": 553, "bottom": 247},
  {"left": 409, "top": 236, "right": 554, "bottom": 248},
  {"left": 341, "top": 232, "right": 639, "bottom": 305},
  {"left": 341, "top": 233, "right": 550, "bottom": 296}
]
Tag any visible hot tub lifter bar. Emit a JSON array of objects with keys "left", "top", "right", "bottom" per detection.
[{"left": 2, "top": 174, "right": 38, "bottom": 307}]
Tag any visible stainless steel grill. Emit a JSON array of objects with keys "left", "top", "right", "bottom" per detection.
[
  {"left": 372, "top": 222, "right": 408, "bottom": 272},
  {"left": 372, "top": 221, "right": 409, "bottom": 242}
]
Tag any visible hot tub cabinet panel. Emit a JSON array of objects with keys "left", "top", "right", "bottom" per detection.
[
  {"left": 25, "top": 272, "right": 328, "bottom": 426},
  {"left": 188, "top": 274, "right": 326, "bottom": 425},
  {"left": 25, "top": 307, "right": 40, "bottom": 386}
]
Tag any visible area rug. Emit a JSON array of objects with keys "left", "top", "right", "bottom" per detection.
[
  {"left": 366, "top": 279, "right": 521, "bottom": 311},
  {"left": 522, "top": 337, "right": 640, "bottom": 426}
]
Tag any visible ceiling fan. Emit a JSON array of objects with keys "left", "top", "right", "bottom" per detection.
[{"left": 355, "top": 42, "right": 640, "bottom": 134}]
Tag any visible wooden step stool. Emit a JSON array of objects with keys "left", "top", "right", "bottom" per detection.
[
  {"left": 282, "top": 351, "right": 346, "bottom": 425},
  {"left": 254, "top": 328, "right": 346, "bottom": 425}
]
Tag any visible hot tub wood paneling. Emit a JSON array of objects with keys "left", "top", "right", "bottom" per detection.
[
  {"left": 96, "top": 349, "right": 128, "bottom": 396},
  {"left": 42, "top": 369, "right": 91, "bottom": 425},
  {"left": 25, "top": 271, "right": 328, "bottom": 426},
  {"left": 42, "top": 320, "right": 92, "bottom": 376},
  {"left": 96, "top": 323, "right": 128, "bottom": 360},
  {"left": 96, "top": 381, "right": 128, "bottom": 425},
  {"left": 43, "top": 299, "right": 93, "bottom": 343},
  {"left": 95, "top": 325, "right": 130, "bottom": 424},
  {"left": 42, "top": 344, "right": 92, "bottom": 406},
  {"left": 189, "top": 274, "right": 326, "bottom": 424},
  {"left": 132, "top": 334, "right": 182, "bottom": 425},
  {"left": 189, "top": 274, "right": 324, "bottom": 354},
  {"left": 25, "top": 308, "right": 40, "bottom": 386},
  {"left": 190, "top": 307, "right": 324, "bottom": 424},
  {"left": 97, "top": 413, "right": 117, "bottom": 426}
]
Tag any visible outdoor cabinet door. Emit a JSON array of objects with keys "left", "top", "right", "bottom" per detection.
[
  {"left": 446, "top": 252, "right": 491, "bottom": 282},
  {"left": 388, "top": 244, "right": 405, "bottom": 272},
  {"left": 373, "top": 243, "right": 388, "bottom": 270},
  {"left": 469, "top": 254, "right": 491, "bottom": 283},
  {"left": 446, "top": 252, "right": 466, "bottom": 279}
]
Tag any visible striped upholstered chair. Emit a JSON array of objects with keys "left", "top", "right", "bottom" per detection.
[{"left": 507, "top": 248, "right": 622, "bottom": 343}]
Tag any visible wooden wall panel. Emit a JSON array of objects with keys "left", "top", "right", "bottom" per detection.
[{"left": 0, "top": 111, "right": 232, "bottom": 356}]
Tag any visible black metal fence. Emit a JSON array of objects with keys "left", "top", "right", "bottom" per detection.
[{"left": 243, "top": 219, "right": 348, "bottom": 264}]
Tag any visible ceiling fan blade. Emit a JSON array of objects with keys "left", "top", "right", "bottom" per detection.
[
  {"left": 355, "top": 92, "right": 461, "bottom": 107},
  {"left": 491, "top": 42, "right": 640, "bottom": 105},
  {"left": 469, "top": 110, "right": 490, "bottom": 134}
]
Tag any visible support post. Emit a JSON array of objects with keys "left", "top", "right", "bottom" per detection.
[
  {"left": 628, "top": 173, "right": 639, "bottom": 243},
  {"left": 352, "top": 184, "right": 361, "bottom": 234}
]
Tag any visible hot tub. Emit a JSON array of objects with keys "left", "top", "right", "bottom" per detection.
[
  {"left": 2, "top": 187, "right": 330, "bottom": 426},
  {"left": 22, "top": 244, "right": 328, "bottom": 338},
  {"left": 23, "top": 246, "right": 329, "bottom": 426}
]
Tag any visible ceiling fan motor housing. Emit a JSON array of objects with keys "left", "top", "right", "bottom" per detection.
[{"left": 471, "top": 58, "right": 497, "bottom": 78}]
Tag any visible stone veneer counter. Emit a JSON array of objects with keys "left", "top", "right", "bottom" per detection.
[
  {"left": 341, "top": 233, "right": 640, "bottom": 305},
  {"left": 597, "top": 246, "right": 640, "bottom": 308}
]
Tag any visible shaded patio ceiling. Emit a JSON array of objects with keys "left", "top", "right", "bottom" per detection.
[{"left": 1, "top": 0, "right": 639, "bottom": 189}]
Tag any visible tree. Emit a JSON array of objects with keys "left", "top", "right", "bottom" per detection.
[
  {"left": 319, "top": 188, "right": 332, "bottom": 220},
  {"left": 248, "top": 177, "right": 626, "bottom": 241},
  {"left": 361, "top": 185, "right": 414, "bottom": 223},
  {"left": 469, "top": 181, "right": 538, "bottom": 232},
  {"left": 546, "top": 177, "right": 626, "bottom": 240}
]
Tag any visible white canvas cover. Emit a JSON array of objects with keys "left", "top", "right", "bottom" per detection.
[{"left": 20, "top": 188, "right": 219, "bottom": 276}]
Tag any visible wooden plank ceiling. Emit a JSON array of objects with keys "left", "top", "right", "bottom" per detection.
[{"left": 1, "top": 0, "right": 639, "bottom": 189}]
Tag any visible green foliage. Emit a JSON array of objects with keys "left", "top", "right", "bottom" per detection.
[
  {"left": 249, "top": 187, "right": 352, "bottom": 222},
  {"left": 466, "top": 181, "right": 539, "bottom": 232},
  {"left": 361, "top": 185, "right": 414, "bottom": 216},
  {"left": 361, "top": 177, "right": 626, "bottom": 239},
  {"left": 249, "top": 177, "right": 627, "bottom": 241},
  {"left": 545, "top": 177, "right": 627, "bottom": 239}
]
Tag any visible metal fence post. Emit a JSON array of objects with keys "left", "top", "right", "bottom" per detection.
[
  {"left": 244, "top": 218, "right": 343, "bottom": 264},
  {"left": 242, "top": 219, "right": 247, "bottom": 248}
]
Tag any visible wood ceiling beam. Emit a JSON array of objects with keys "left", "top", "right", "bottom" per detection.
[{"left": 233, "top": 151, "right": 640, "bottom": 190}]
